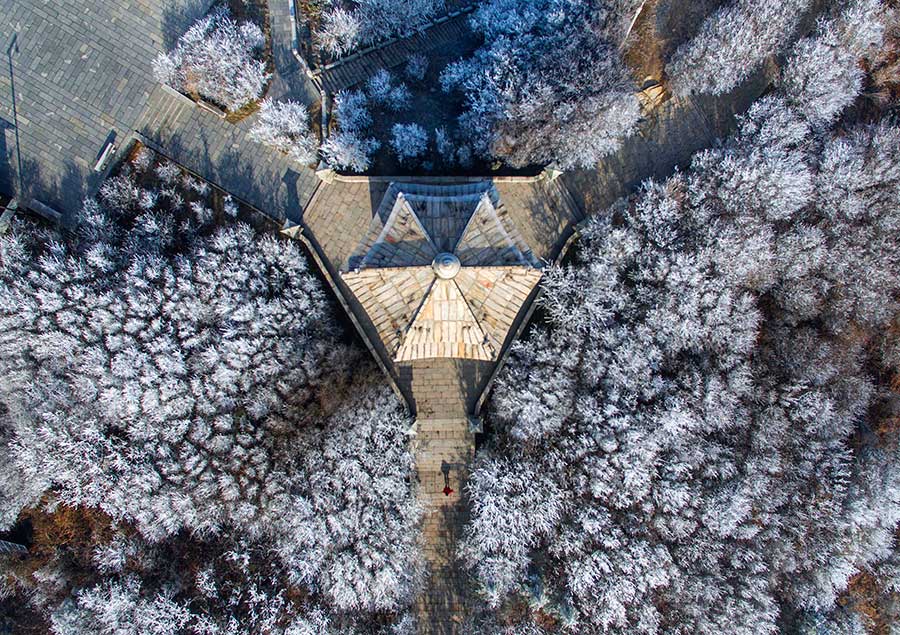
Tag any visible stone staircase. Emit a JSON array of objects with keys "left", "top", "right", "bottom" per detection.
[
  {"left": 138, "top": 87, "right": 195, "bottom": 138},
  {"left": 413, "top": 417, "right": 475, "bottom": 634},
  {"left": 315, "top": 13, "right": 476, "bottom": 94}
]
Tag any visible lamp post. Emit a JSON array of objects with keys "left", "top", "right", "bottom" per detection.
[{"left": 6, "top": 29, "right": 25, "bottom": 200}]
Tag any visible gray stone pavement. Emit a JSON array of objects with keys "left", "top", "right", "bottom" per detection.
[
  {"left": 0, "top": 0, "right": 322, "bottom": 223},
  {"left": 562, "top": 68, "right": 771, "bottom": 214},
  {"left": 266, "top": 0, "right": 319, "bottom": 105},
  {"left": 135, "top": 83, "right": 320, "bottom": 223},
  {"left": 0, "top": 0, "right": 214, "bottom": 215},
  {"left": 413, "top": 417, "right": 473, "bottom": 635}
]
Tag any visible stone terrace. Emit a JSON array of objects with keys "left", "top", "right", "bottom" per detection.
[{"left": 0, "top": 0, "right": 216, "bottom": 214}]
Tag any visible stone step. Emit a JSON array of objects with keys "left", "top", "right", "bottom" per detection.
[
  {"left": 415, "top": 417, "right": 471, "bottom": 430},
  {"left": 416, "top": 454, "right": 471, "bottom": 468},
  {"left": 416, "top": 428, "right": 473, "bottom": 440},
  {"left": 319, "top": 13, "right": 476, "bottom": 93},
  {"left": 415, "top": 435, "right": 473, "bottom": 450}
]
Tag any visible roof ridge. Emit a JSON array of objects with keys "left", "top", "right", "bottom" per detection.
[
  {"left": 453, "top": 193, "right": 529, "bottom": 267},
  {"left": 394, "top": 278, "right": 493, "bottom": 362}
]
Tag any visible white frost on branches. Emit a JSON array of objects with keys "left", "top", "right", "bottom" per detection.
[
  {"left": 0, "top": 149, "right": 422, "bottom": 615},
  {"left": 316, "top": 0, "right": 445, "bottom": 58},
  {"left": 366, "top": 70, "right": 412, "bottom": 112},
  {"left": 442, "top": 0, "right": 640, "bottom": 168},
  {"left": 390, "top": 123, "right": 428, "bottom": 164},
  {"left": 668, "top": 0, "right": 814, "bottom": 97},
  {"left": 316, "top": 7, "right": 362, "bottom": 58},
  {"left": 406, "top": 54, "right": 429, "bottom": 82},
  {"left": 320, "top": 90, "right": 380, "bottom": 172},
  {"left": 463, "top": 94, "right": 900, "bottom": 632},
  {"left": 152, "top": 6, "right": 270, "bottom": 111},
  {"left": 321, "top": 132, "right": 381, "bottom": 172},
  {"left": 249, "top": 98, "right": 318, "bottom": 164},
  {"left": 780, "top": 0, "right": 887, "bottom": 127}
]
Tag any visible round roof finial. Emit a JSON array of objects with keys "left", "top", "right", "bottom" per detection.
[{"left": 432, "top": 252, "right": 461, "bottom": 280}]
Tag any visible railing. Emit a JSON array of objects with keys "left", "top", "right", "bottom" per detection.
[{"left": 0, "top": 198, "right": 17, "bottom": 235}]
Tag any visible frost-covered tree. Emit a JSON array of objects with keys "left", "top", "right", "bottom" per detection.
[
  {"left": 334, "top": 89, "right": 372, "bottom": 132},
  {"left": 390, "top": 123, "right": 428, "bottom": 164},
  {"left": 51, "top": 577, "right": 191, "bottom": 635},
  {"left": 464, "top": 90, "right": 900, "bottom": 632},
  {"left": 442, "top": 0, "right": 640, "bottom": 169},
  {"left": 780, "top": 0, "right": 887, "bottom": 127},
  {"left": 321, "top": 132, "right": 381, "bottom": 172},
  {"left": 248, "top": 98, "right": 318, "bottom": 164},
  {"left": 434, "top": 127, "right": 455, "bottom": 165},
  {"left": 367, "top": 69, "right": 394, "bottom": 103},
  {"left": 0, "top": 207, "right": 339, "bottom": 539},
  {"left": 405, "top": 54, "right": 429, "bottom": 82},
  {"left": 315, "top": 0, "right": 445, "bottom": 57},
  {"left": 316, "top": 7, "right": 362, "bottom": 58},
  {"left": 667, "top": 0, "right": 816, "bottom": 97},
  {"left": 44, "top": 528, "right": 417, "bottom": 634},
  {"left": 321, "top": 90, "right": 380, "bottom": 172},
  {"left": 366, "top": 70, "right": 412, "bottom": 112},
  {"left": 152, "top": 6, "right": 270, "bottom": 111},
  {"left": 0, "top": 149, "right": 422, "bottom": 615}
]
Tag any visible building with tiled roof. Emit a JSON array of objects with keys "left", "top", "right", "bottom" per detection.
[{"left": 340, "top": 182, "right": 543, "bottom": 362}]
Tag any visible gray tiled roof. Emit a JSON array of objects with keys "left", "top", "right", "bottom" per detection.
[{"left": 340, "top": 183, "right": 542, "bottom": 362}]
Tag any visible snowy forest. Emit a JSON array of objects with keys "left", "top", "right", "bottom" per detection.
[
  {"left": 0, "top": 150, "right": 422, "bottom": 633},
  {"left": 2, "top": 0, "right": 900, "bottom": 633},
  {"left": 461, "top": 0, "right": 900, "bottom": 632}
]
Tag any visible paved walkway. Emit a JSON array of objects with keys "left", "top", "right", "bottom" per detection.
[
  {"left": 267, "top": 0, "right": 319, "bottom": 106},
  {"left": 0, "top": 0, "right": 215, "bottom": 216},
  {"left": 134, "top": 84, "right": 319, "bottom": 223},
  {"left": 413, "top": 417, "right": 473, "bottom": 635},
  {"left": 562, "top": 70, "right": 771, "bottom": 213}
]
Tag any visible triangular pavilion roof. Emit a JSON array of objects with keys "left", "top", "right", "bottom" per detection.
[{"left": 341, "top": 183, "right": 542, "bottom": 362}]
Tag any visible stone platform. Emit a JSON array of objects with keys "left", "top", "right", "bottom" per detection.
[{"left": 413, "top": 417, "right": 474, "bottom": 635}]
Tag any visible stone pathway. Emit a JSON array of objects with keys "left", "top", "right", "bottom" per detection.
[
  {"left": 413, "top": 417, "right": 474, "bottom": 635},
  {"left": 266, "top": 0, "right": 320, "bottom": 106},
  {"left": 0, "top": 0, "right": 215, "bottom": 216},
  {"left": 134, "top": 84, "right": 319, "bottom": 223},
  {"left": 562, "top": 69, "right": 770, "bottom": 214},
  {"left": 313, "top": 12, "right": 476, "bottom": 94}
]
